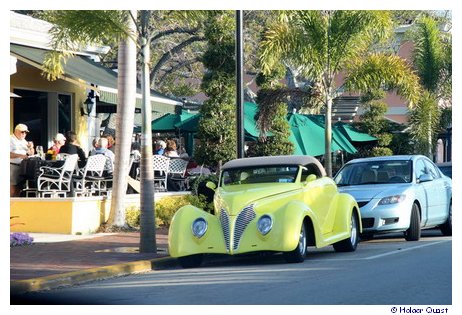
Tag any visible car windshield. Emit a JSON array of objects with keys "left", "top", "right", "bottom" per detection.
[
  {"left": 334, "top": 160, "right": 412, "bottom": 186},
  {"left": 221, "top": 165, "right": 299, "bottom": 186}
]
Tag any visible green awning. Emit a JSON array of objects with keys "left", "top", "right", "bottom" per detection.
[
  {"left": 335, "top": 122, "right": 378, "bottom": 142},
  {"left": 152, "top": 111, "right": 196, "bottom": 132},
  {"left": 10, "top": 43, "right": 181, "bottom": 108}
]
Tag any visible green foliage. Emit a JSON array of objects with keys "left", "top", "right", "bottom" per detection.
[
  {"left": 189, "top": 174, "right": 219, "bottom": 195},
  {"left": 370, "top": 146, "right": 393, "bottom": 157},
  {"left": 125, "top": 206, "right": 141, "bottom": 228},
  {"left": 389, "top": 132, "right": 414, "bottom": 155},
  {"left": 359, "top": 101, "right": 388, "bottom": 136},
  {"left": 357, "top": 93, "right": 395, "bottom": 157},
  {"left": 248, "top": 102, "right": 294, "bottom": 157},
  {"left": 259, "top": 10, "right": 421, "bottom": 175},
  {"left": 376, "top": 133, "right": 392, "bottom": 147},
  {"left": 195, "top": 11, "right": 237, "bottom": 169},
  {"left": 408, "top": 91, "right": 441, "bottom": 155},
  {"left": 125, "top": 194, "right": 215, "bottom": 228},
  {"left": 411, "top": 16, "right": 445, "bottom": 93}
]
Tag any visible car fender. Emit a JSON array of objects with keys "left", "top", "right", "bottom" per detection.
[
  {"left": 168, "top": 205, "right": 227, "bottom": 257},
  {"left": 331, "top": 193, "right": 362, "bottom": 235},
  {"left": 271, "top": 200, "right": 322, "bottom": 252}
]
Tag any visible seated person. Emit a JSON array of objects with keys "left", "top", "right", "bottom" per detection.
[
  {"left": 59, "top": 131, "right": 87, "bottom": 167},
  {"left": 47, "top": 133, "right": 66, "bottom": 157},
  {"left": 90, "top": 137, "right": 114, "bottom": 174}
]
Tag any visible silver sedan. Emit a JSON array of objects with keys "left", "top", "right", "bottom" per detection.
[{"left": 334, "top": 155, "right": 452, "bottom": 241}]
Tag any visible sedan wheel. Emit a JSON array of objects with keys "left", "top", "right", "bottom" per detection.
[
  {"left": 333, "top": 211, "right": 359, "bottom": 252},
  {"left": 283, "top": 223, "right": 307, "bottom": 263},
  {"left": 404, "top": 203, "right": 421, "bottom": 241},
  {"left": 440, "top": 202, "right": 452, "bottom": 236}
]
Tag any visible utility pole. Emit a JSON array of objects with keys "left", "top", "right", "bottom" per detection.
[{"left": 236, "top": 10, "right": 245, "bottom": 158}]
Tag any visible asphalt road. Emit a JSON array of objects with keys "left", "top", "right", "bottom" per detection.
[{"left": 15, "top": 230, "right": 452, "bottom": 305}]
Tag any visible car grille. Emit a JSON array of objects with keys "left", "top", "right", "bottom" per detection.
[
  {"left": 233, "top": 205, "right": 256, "bottom": 250},
  {"left": 362, "top": 218, "right": 375, "bottom": 228},
  {"left": 220, "top": 205, "right": 256, "bottom": 252},
  {"left": 357, "top": 201, "right": 370, "bottom": 208},
  {"left": 220, "top": 209, "right": 230, "bottom": 251}
]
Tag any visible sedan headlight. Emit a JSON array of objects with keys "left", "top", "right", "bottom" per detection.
[
  {"left": 191, "top": 218, "right": 207, "bottom": 238},
  {"left": 378, "top": 194, "right": 406, "bottom": 205},
  {"left": 257, "top": 215, "right": 273, "bottom": 235}
]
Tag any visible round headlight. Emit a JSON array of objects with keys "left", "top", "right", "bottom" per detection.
[
  {"left": 257, "top": 215, "right": 273, "bottom": 236},
  {"left": 192, "top": 218, "right": 207, "bottom": 238}
]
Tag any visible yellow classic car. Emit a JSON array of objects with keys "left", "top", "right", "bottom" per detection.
[{"left": 168, "top": 155, "right": 361, "bottom": 268}]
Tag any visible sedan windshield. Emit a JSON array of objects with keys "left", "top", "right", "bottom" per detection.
[
  {"left": 221, "top": 165, "right": 299, "bottom": 186},
  {"left": 334, "top": 160, "right": 412, "bottom": 186}
]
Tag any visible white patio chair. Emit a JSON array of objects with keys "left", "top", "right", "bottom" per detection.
[
  {"left": 36, "top": 154, "right": 78, "bottom": 198},
  {"left": 72, "top": 154, "right": 107, "bottom": 196},
  {"left": 152, "top": 155, "right": 170, "bottom": 191},
  {"left": 168, "top": 158, "right": 189, "bottom": 191}
]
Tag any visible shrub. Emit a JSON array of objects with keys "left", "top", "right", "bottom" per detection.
[
  {"left": 125, "top": 206, "right": 140, "bottom": 228},
  {"left": 124, "top": 194, "right": 214, "bottom": 229}
]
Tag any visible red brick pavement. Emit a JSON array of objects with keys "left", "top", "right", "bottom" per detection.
[{"left": 10, "top": 230, "right": 169, "bottom": 281}]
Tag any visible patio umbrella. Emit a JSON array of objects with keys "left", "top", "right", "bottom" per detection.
[
  {"left": 152, "top": 111, "right": 196, "bottom": 132},
  {"left": 334, "top": 121, "right": 378, "bottom": 143},
  {"left": 287, "top": 113, "right": 357, "bottom": 156},
  {"left": 174, "top": 102, "right": 263, "bottom": 140}
]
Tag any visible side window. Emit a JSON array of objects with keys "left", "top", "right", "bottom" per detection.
[
  {"left": 424, "top": 160, "right": 440, "bottom": 179},
  {"left": 415, "top": 160, "right": 427, "bottom": 179}
]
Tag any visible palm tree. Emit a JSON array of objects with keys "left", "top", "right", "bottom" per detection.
[
  {"left": 409, "top": 14, "right": 451, "bottom": 157},
  {"left": 41, "top": 10, "right": 159, "bottom": 252},
  {"left": 259, "top": 10, "right": 421, "bottom": 176},
  {"left": 42, "top": 10, "right": 138, "bottom": 228},
  {"left": 42, "top": 10, "right": 207, "bottom": 253}
]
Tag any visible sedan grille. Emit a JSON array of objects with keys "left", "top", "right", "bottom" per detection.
[
  {"left": 362, "top": 218, "right": 375, "bottom": 228},
  {"left": 233, "top": 205, "right": 256, "bottom": 250},
  {"left": 220, "top": 209, "right": 230, "bottom": 251}
]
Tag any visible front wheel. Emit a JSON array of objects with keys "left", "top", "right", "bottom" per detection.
[
  {"left": 404, "top": 203, "right": 421, "bottom": 241},
  {"left": 178, "top": 254, "right": 203, "bottom": 268},
  {"left": 440, "top": 202, "right": 452, "bottom": 236},
  {"left": 283, "top": 223, "right": 307, "bottom": 263},
  {"left": 333, "top": 211, "right": 360, "bottom": 252}
]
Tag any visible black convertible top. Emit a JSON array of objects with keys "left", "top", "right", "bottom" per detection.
[{"left": 222, "top": 155, "right": 326, "bottom": 176}]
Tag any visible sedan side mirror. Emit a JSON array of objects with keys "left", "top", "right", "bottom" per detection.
[
  {"left": 418, "top": 174, "right": 433, "bottom": 183},
  {"left": 206, "top": 181, "right": 217, "bottom": 191}
]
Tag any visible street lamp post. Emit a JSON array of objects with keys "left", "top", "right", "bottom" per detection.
[{"left": 236, "top": 10, "right": 245, "bottom": 158}]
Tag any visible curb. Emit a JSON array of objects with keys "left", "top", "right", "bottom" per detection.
[{"left": 10, "top": 256, "right": 178, "bottom": 295}]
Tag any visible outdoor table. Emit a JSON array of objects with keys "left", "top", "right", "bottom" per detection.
[{"left": 19, "top": 158, "right": 65, "bottom": 189}]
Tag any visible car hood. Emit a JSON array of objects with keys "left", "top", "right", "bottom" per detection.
[
  {"left": 216, "top": 184, "right": 298, "bottom": 216},
  {"left": 338, "top": 183, "right": 411, "bottom": 201}
]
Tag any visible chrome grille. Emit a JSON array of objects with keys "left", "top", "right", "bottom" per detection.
[
  {"left": 233, "top": 205, "right": 256, "bottom": 250},
  {"left": 220, "top": 209, "right": 230, "bottom": 251}
]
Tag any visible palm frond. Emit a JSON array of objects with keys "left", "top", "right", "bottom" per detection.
[{"left": 345, "top": 54, "right": 421, "bottom": 107}]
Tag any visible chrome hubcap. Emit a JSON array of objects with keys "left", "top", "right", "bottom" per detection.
[
  {"left": 350, "top": 214, "right": 357, "bottom": 246},
  {"left": 298, "top": 225, "right": 306, "bottom": 255}
]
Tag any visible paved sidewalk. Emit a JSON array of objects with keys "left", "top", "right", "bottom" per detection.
[{"left": 10, "top": 228, "right": 175, "bottom": 294}]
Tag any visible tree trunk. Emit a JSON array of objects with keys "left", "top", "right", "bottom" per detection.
[
  {"left": 324, "top": 90, "right": 333, "bottom": 177},
  {"left": 139, "top": 10, "right": 157, "bottom": 253},
  {"left": 107, "top": 10, "right": 138, "bottom": 227}
]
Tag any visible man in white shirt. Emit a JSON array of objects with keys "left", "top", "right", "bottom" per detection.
[{"left": 10, "top": 123, "right": 34, "bottom": 197}]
